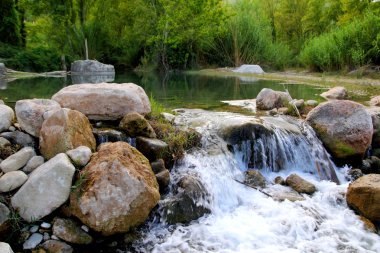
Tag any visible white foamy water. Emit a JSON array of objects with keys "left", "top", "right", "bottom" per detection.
[{"left": 135, "top": 110, "right": 380, "bottom": 253}]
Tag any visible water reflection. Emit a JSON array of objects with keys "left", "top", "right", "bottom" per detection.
[{"left": 71, "top": 73, "right": 115, "bottom": 84}]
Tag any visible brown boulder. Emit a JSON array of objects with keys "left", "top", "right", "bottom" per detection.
[
  {"left": 52, "top": 83, "right": 151, "bottom": 120},
  {"left": 320, "top": 87, "right": 347, "bottom": 100},
  {"left": 119, "top": 112, "right": 156, "bottom": 138},
  {"left": 39, "top": 109, "right": 96, "bottom": 159},
  {"left": 286, "top": 174, "right": 316, "bottom": 195},
  {"left": 306, "top": 100, "right": 373, "bottom": 160},
  {"left": 70, "top": 142, "right": 160, "bottom": 236},
  {"left": 256, "top": 88, "right": 292, "bottom": 110},
  {"left": 346, "top": 174, "right": 380, "bottom": 223}
]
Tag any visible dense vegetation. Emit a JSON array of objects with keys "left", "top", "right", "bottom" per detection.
[{"left": 0, "top": 0, "right": 380, "bottom": 72}]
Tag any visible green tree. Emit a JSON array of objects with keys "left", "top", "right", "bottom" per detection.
[{"left": 0, "top": 0, "right": 22, "bottom": 46}]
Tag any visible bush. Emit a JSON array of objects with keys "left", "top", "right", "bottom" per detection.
[{"left": 299, "top": 12, "right": 380, "bottom": 71}]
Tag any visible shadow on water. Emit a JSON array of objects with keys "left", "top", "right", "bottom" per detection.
[{"left": 0, "top": 71, "right": 325, "bottom": 109}]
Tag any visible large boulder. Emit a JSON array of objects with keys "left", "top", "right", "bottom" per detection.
[
  {"left": 11, "top": 153, "right": 75, "bottom": 222},
  {"left": 232, "top": 64, "right": 265, "bottom": 74},
  {"left": 119, "top": 112, "right": 156, "bottom": 138},
  {"left": 346, "top": 174, "right": 380, "bottom": 223},
  {"left": 0, "top": 104, "right": 14, "bottom": 132},
  {"left": 0, "top": 147, "right": 35, "bottom": 173},
  {"left": 52, "top": 83, "right": 151, "bottom": 120},
  {"left": 70, "top": 142, "right": 160, "bottom": 236},
  {"left": 15, "top": 99, "right": 61, "bottom": 137},
  {"left": 306, "top": 100, "right": 373, "bottom": 160},
  {"left": 320, "top": 87, "right": 347, "bottom": 100},
  {"left": 39, "top": 108, "right": 96, "bottom": 159},
  {"left": 256, "top": 88, "right": 292, "bottom": 110},
  {"left": 71, "top": 60, "right": 115, "bottom": 74}
]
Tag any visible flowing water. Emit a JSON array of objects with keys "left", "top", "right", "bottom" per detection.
[{"left": 134, "top": 109, "right": 380, "bottom": 253}]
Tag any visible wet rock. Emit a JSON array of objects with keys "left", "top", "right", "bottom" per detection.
[
  {"left": 53, "top": 218, "right": 92, "bottom": 244},
  {"left": 119, "top": 112, "right": 156, "bottom": 138},
  {"left": 0, "top": 131, "right": 36, "bottom": 148},
  {"left": 15, "top": 99, "right": 61, "bottom": 137},
  {"left": 347, "top": 168, "right": 363, "bottom": 181},
  {"left": 244, "top": 169, "right": 266, "bottom": 188},
  {"left": 23, "top": 233, "right": 43, "bottom": 250},
  {"left": 360, "top": 156, "right": 380, "bottom": 174},
  {"left": 359, "top": 216, "right": 377, "bottom": 233},
  {"left": 0, "top": 170, "right": 28, "bottom": 192},
  {"left": 347, "top": 174, "right": 380, "bottom": 223},
  {"left": 151, "top": 159, "right": 166, "bottom": 174},
  {"left": 162, "top": 175, "right": 211, "bottom": 224},
  {"left": 41, "top": 240, "right": 73, "bottom": 253},
  {"left": 0, "top": 104, "right": 14, "bottom": 132},
  {"left": 71, "top": 74, "right": 115, "bottom": 84},
  {"left": 52, "top": 83, "right": 151, "bottom": 120},
  {"left": 274, "top": 176, "right": 286, "bottom": 185},
  {"left": 66, "top": 146, "right": 92, "bottom": 167},
  {"left": 320, "top": 86, "right": 347, "bottom": 100},
  {"left": 136, "top": 137, "right": 168, "bottom": 161},
  {"left": 0, "top": 202, "right": 10, "bottom": 234},
  {"left": 70, "top": 142, "right": 160, "bottom": 236},
  {"left": 256, "top": 88, "right": 291, "bottom": 110},
  {"left": 0, "top": 147, "right": 35, "bottom": 173},
  {"left": 0, "top": 242, "right": 13, "bottom": 253},
  {"left": 305, "top": 100, "right": 318, "bottom": 107},
  {"left": 286, "top": 174, "right": 316, "bottom": 194},
  {"left": 264, "top": 185, "right": 305, "bottom": 202},
  {"left": 11, "top": 153, "right": 75, "bottom": 222},
  {"left": 23, "top": 156, "right": 45, "bottom": 173},
  {"left": 71, "top": 60, "right": 114, "bottom": 74},
  {"left": 39, "top": 108, "right": 96, "bottom": 159},
  {"left": 93, "top": 128, "right": 131, "bottom": 145},
  {"left": 306, "top": 100, "right": 373, "bottom": 161},
  {"left": 156, "top": 169, "right": 170, "bottom": 190}
]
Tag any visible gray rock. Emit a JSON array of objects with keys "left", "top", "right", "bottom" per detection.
[
  {"left": 305, "top": 100, "right": 318, "bottom": 107},
  {"left": 232, "top": 64, "right": 265, "bottom": 74},
  {"left": 41, "top": 222, "right": 51, "bottom": 229},
  {"left": 264, "top": 185, "right": 305, "bottom": 202},
  {"left": 244, "top": 169, "right": 266, "bottom": 188},
  {"left": 290, "top": 99, "right": 304, "bottom": 109},
  {"left": 286, "top": 174, "right": 316, "bottom": 195},
  {"left": 274, "top": 176, "right": 285, "bottom": 185},
  {"left": 29, "top": 225, "right": 39, "bottom": 233},
  {"left": 0, "top": 137, "right": 10, "bottom": 148},
  {"left": 23, "top": 233, "right": 43, "bottom": 250},
  {"left": 0, "top": 170, "right": 28, "bottom": 192},
  {"left": 0, "top": 242, "right": 13, "bottom": 253},
  {"left": 8, "top": 126, "right": 15, "bottom": 132},
  {"left": 11, "top": 153, "right": 75, "bottom": 222},
  {"left": 151, "top": 159, "right": 166, "bottom": 174},
  {"left": 256, "top": 88, "right": 292, "bottom": 110},
  {"left": 0, "top": 203, "right": 10, "bottom": 233},
  {"left": 0, "top": 131, "right": 36, "bottom": 148},
  {"left": 23, "top": 156, "right": 45, "bottom": 173},
  {"left": 321, "top": 86, "right": 347, "bottom": 100},
  {"left": 156, "top": 169, "right": 170, "bottom": 190},
  {"left": 0, "top": 147, "right": 35, "bottom": 173},
  {"left": 52, "top": 83, "right": 151, "bottom": 120},
  {"left": 66, "top": 146, "right": 92, "bottom": 167},
  {"left": 0, "top": 105, "right": 14, "bottom": 132},
  {"left": 161, "top": 112, "right": 176, "bottom": 123},
  {"left": 15, "top": 99, "right": 61, "bottom": 137},
  {"left": 162, "top": 175, "right": 211, "bottom": 224},
  {"left": 81, "top": 225, "right": 89, "bottom": 233},
  {"left": 42, "top": 240, "right": 73, "bottom": 253},
  {"left": 347, "top": 169, "right": 363, "bottom": 181},
  {"left": 43, "top": 232, "right": 50, "bottom": 241},
  {"left": 53, "top": 218, "right": 92, "bottom": 244},
  {"left": 306, "top": 100, "right": 373, "bottom": 160},
  {"left": 136, "top": 137, "right": 168, "bottom": 161},
  {"left": 369, "top": 95, "right": 380, "bottom": 107},
  {"left": 71, "top": 60, "right": 115, "bottom": 74},
  {"left": 119, "top": 112, "right": 156, "bottom": 138}
]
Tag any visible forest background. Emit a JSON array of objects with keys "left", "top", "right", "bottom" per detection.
[{"left": 1, "top": 0, "right": 380, "bottom": 73}]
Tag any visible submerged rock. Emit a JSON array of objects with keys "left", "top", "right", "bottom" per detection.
[
  {"left": 15, "top": 99, "right": 61, "bottom": 137},
  {"left": 11, "top": 153, "right": 75, "bottom": 222},
  {"left": 162, "top": 175, "right": 211, "bottom": 224},
  {"left": 136, "top": 137, "right": 168, "bottom": 161},
  {"left": 119, "top": 112, "right": 156, "bottom": 138},
  {"left": 53, "top": 218, "right": 92, "bottom": 244},
  {"left": 39, "top": 108, "right": 96, "bottom": 159},
  {"left": 320, "top": 86, "right": 347, "bottom": 100},
  {"left": 256, "top": 88, "right": 291, "bottom": 110},
  {"left": 264, "top": 185, "right": 305, "bottom": 202},
  {"left": 346, "top": 174, "right": 380, "bottom": 223},
  {"left": 244, "top": 169, "right": 267, "bottom": 188},
  {"left": 285, "top": 174, "right": 316, "bottom": 195},
  {"left": 70, "top": 142, "right": 160, "bottom": 236},
  {"left": 93, "top": 128, "right": 131, "bottom": 145},
  {"left": 52, "top": 83, "right": 151, "bottom": 120},
  {"left": 306, "top": 100, "right": 373, "bottom": 161},
  {"left": 0, "top": 104, "right": 14, "bottom": 132}
]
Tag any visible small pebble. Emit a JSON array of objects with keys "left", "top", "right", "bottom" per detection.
[
  {"left": 81, "top": 225, "right": 89, "bottom": 233},
  {"left": 43, "top": 232, "right": 50, "bottom": 241},
  {"left": 41, "top": 222, "right": 51, "bottom": 229},
  {"left": 30, "top": 225, "right": 39, "bottom": 233},
  {"left": 8, "top": 126, "right": 16, "bottom": 132}
]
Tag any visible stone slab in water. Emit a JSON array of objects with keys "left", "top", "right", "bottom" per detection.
[
  {"left": 232, "top": 64, "right": 265, "bottom": 74},
  {"left": 71, "top": 60, "right": 114, "bottom": 74}
]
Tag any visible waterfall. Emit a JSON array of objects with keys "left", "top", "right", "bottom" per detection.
[{"left": 133, "top": 109, "right": 380, "bottom": 253}]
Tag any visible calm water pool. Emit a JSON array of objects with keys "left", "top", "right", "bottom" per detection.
[{"left": 0, "top": 72, "right": 328, "bottom": 110}]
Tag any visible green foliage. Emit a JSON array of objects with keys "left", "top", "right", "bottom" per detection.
[
  {"left": 300, "top": 12, "right": 380, "bottom": 71},
  {"left": 0, "top": 0, "right": 22, "bottom": 46}
]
